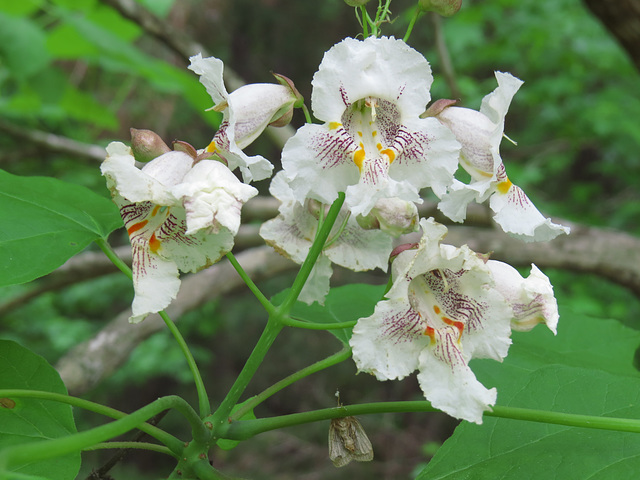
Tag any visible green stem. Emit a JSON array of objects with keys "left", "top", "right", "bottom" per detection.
[
  {"left": 281, "top": 316, "right": 357, "bottom": 331},
  {"left": 0, "top": 396, "right": 199, "bottom": 470},
  {"left": 403, "top": 5, "right": 423, "bottom": 43},
  {"left": 0, "top": 389, "right": 182, "bottom": 454},
  {"left": 360, "top": 5, "right": 369, "bottom": 37},
  {"left": 230, "top": 346, "right": 352, "bottom": 421},
  {"left": 96, "top": 238, "right": 210, "bottom": 418},
  {"left": 209, "top": 318, "right": 283, "bottom": 432},
  {"left": 95, "top": 237, "right": 132, "bottom": 280},
  {"left": 301, "top": 103, "right": 313, "bottom": 124},
  {"left": 83, "top": 442, "right": 176, "bottom": 457},
  {"left": 278, "top": 193, "right": 345, "bottom": 315},
  {"left": 226, "top": 252, "right": 275, "bottom": 316},
  {"left": 224, "top": 401, "right": 640, "bottom": 441},
  {"left": 159, "top": 311, "right": 211, "bottom": 419}
]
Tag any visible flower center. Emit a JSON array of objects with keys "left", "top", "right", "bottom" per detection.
[{"left": 341, "top": 97, "right": 401, "bottom": 173}]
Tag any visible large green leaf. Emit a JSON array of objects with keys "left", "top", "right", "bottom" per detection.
[
  {"left": 0, "top": 169, "right": 122, "bottom": 286},
  {"left": 0, "top": 340, "right": 80, "bottom": 479},
  {"left": 272, "top": 284, "right": 386, "bottom": 345},
  {"left": 417, "top": 309, "right": 640, "bottom": 480}
]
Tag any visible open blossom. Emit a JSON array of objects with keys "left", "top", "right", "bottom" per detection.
[
  {"left": 188, "top": 53, "right": 301, "bottom": 183},
  {"left": 431, "top": 72, "right": 570, "bottom": 242},
  {"left": 349, "top": 218, "right": 558, "bottom": 423},
  {"left": 259, "top": 172, "right": 392, "bottom": 304},
  {"left": 282, "top": 36, "right": 460, "bottom": 217},
  {"left": 101, "top": 141, "right": 257, "bottom": 323}
]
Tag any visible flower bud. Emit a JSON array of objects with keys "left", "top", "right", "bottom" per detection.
[
  {"left": 130, "top": 128, "right": 171, "bottom": 163},
  {"left": 172, "top": 140, "right": 198, "bottom": 159},
  {"left": 357, "top": 198, "right": 419, "bottom": 237},
  {"left": 418, "top": 0, "right": 462, "bottom": 16}
]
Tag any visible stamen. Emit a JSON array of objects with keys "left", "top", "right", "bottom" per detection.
[{"left": 325, "top": 211, "right": 351, "bottom": 249}]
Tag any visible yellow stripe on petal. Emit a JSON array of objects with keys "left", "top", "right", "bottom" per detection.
[
  {"left": 380, "top": 148, "right": 396, "bottom": 164},
  {"left": 497, "top": 178, "right": 513, "bottom": 194},
  {"left": 329, "top": 122, "right": 342, "bottom": 130},
  {"left": 206, "top": 141, "right": 217, "bottom": 153},
  {"left": 353, "top": 148, "right": 365, "bottom": 170}
]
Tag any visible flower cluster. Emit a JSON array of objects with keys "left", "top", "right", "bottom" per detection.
[{"left": 102, "top": 34, "right": 565, "bottom": 423}]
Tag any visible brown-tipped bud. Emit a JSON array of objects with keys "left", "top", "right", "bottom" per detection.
[
  {"left": 418, "top": 0, "right": 462, "bottom": 17},
  {"left": 344, "top": 0, "right": 372, "bottom": 6},
  {"left": 421, "top": 98, "right": 458, "bottom": 118},
  {"left": 172, "top": 140, "right": 198, "bottom": 159},
  {"left": 130, "top": 128, "right": 170, "bottom": 163},
  {"left": 389, "top": 242, "right": 419, "bottom": 261},
  {"left": 272, "top": 72, "right": 304, "bottom": 108}
]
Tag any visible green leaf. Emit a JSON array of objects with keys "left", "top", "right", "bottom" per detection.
[
  {"left": 0, "top": 169, "right": 122, "bottom": 287},
  {"left": 0, "top": 340, "right": 80, "bottom": 480},
  {"left": 272, "top": 284, "right": 386, "bottom": 345},
  {"left": 0, "top": 12, "right": 50, "bottom": 80},
  {"left": 417, "top": 309, "right": 640, "bottom": 480}
]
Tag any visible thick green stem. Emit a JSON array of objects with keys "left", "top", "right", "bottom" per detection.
[
  {"left": 230, "top": 346, "right": 352, "bottom": 421},
  {"left": 278, "top": 193, "right": 345, "bottom": 315},
  {"left": 209, "top": 318, "right": 283, "bottom": 431},
  {"left": 226, "top": 252, "right": 275, "bottom": 316},
  {"left": 0, "top": 396, "right": 199, "bottom": 470},
  {"left": 224, "top": 401, "right": 640, "bottom": 441},
  {"left": 0, "top": 389, "right": 182, "bottom": 453},
  {"left": 83, "top": 442, "right": 176, "bottom": 457},
  {"left": 159, "top": 311, "right": 211, "bottom": 419}
]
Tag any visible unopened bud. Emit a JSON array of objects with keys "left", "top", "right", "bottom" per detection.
[
  {"left": 421, "top": 98, "right": 458, "bottom": 118},
  {"left": 130, "top": 128, "right": 170, "bottom": 163},
  {"left": 418, "top": 0, "right": 462, "bottom": 16},
  {"left": 368, "top": 198, "right": 419, "bottom": 237},
  {"left": 307, "top": 199, "right": 330, "bottom": 220}
]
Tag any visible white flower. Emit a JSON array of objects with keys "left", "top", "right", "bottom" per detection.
[
  {"left": 259, "top": 172, "right": 392, "bottom": 304},
  {"left": 188, "top": 53, "right": 300, "bottom": 183},
  {"left": 349, "top": 218, "right": 559, "bottom": 423},
  {"left": 101, "top": 142, "right": 257, "bottom": 323},
  {"left": 281, "top": 36, "right": 460, "bottom": 217},
  {"left": 434, "top": 72, "right": 570, "bottom": 242}
]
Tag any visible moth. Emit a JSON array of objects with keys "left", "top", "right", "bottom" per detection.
[{"left": 328, "top": 415, "right": 374, "bottom": 467}]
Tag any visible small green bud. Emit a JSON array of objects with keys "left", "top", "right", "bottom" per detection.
[
  {"left": 130, "top": 128, "right": 171, "bottom": 163},
  {"left": 418, "top": 0, "right": 462, "bottom": 16}
]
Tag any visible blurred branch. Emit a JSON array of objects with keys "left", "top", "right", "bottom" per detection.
[
  {"left": 0, "top": 120, "right": 106, "bottom": 162},
  {"left": 430, "top": 12, "right": 462, "bottom": 100},
  {"left": 55, "top": 246, "right": 297, "bottom": 395},
  {"left": 583, "top": 0, "right": 640, "bottom": 71},
  {"left": 98, "top": 0, "right": 295, "bottom": 148}
]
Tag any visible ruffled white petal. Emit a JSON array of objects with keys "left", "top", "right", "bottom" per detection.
[
  {"left": 283, "top": 123, "right": 359, "bottom": 205},
  {"left": 312, "top": 37, "right": 433, "bottom": 122},
  {"left": 350, "top": 298, "right": 429, "bottom": 381},
  {"left": 489, "top": 183, "right": 570, "bottom": 242},
  {"left": 101, "top": 143, "right": 192, "bottom": 206},
  {"left": 188, "top": 53, "right": 228, "bottom": 106},
  {"left": 487, "top": 261, "right": 559, "bottom": 334},
  {"left": 172, "top": 160, "right": 258, "bottom": 235},
  {"left": 417, "top": 342, "right": 497, "bottom": 424}
]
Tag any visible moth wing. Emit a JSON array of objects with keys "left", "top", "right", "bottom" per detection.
[
  {"left": 349, "top": 417, "right": 374, "bottom": 462},
  {"left": 329, "top": 421, "right": 354, "bottom": 467}
]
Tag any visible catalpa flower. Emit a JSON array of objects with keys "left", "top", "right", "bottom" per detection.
[
  {"left": 349, "top": 218, "right": 558, "bottom": 423},
  {"left": 282, "top": 36, "right": 460, "bottom": 217},
  {"left": 189, "top": 53, "right": 302, "bottom": 183},
  {"left": 259, "top": 172, "right": 392, "bottom": 304},
  {"left": 102, "top": 141, "right": 257, "bottom": 323},
  {"left": 430, "top": 72, "right": 570, "bottom": 242}
]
